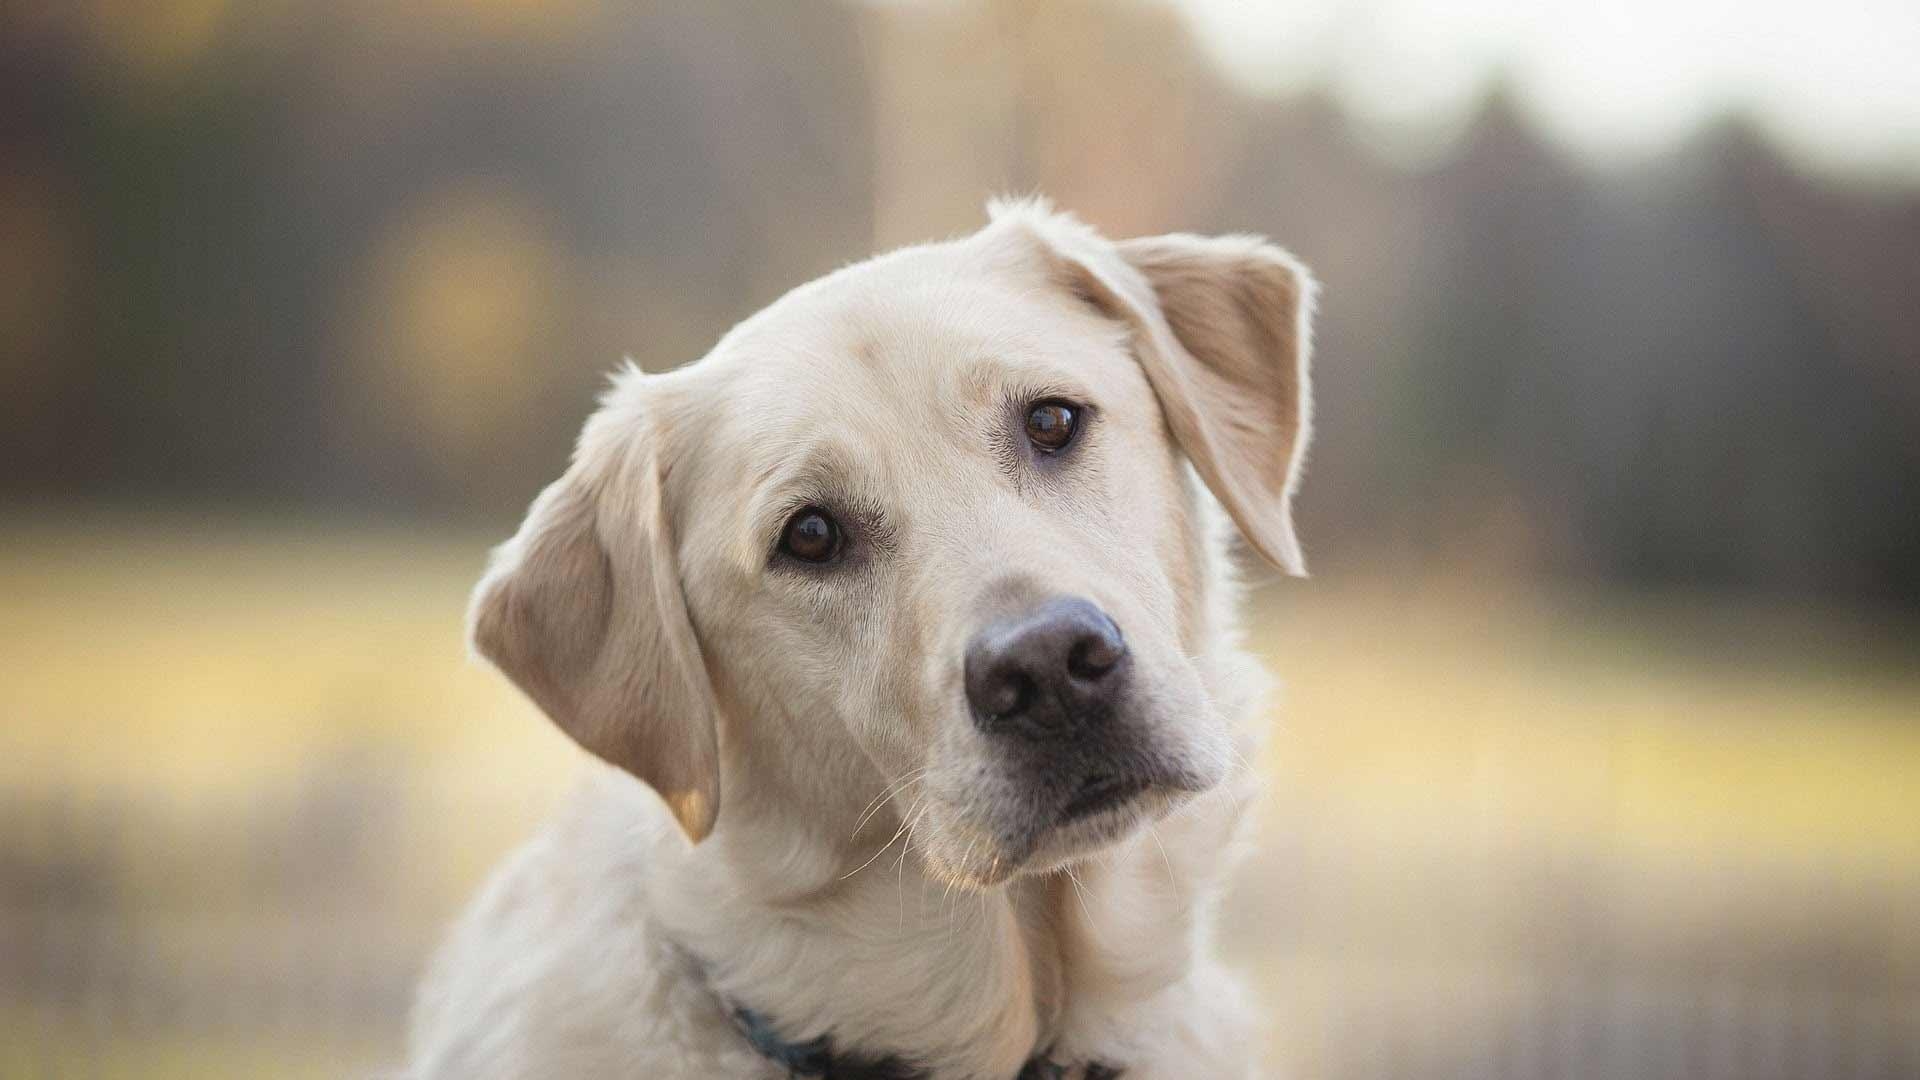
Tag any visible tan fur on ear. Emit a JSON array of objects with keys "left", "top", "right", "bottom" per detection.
[
  {"left": 468, "top": 382, "right": 721, "bottom": 841},
  {"left": 991, "top": 199, "right": 1317, "bottom": 575}
]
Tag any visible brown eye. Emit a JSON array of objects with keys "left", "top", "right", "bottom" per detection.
[
  {"left": 780, "top": 508, "right": 842, "bottom": 563},
  {"left": 1025, "top": 400, "right": 1078, "bottom": 452}
]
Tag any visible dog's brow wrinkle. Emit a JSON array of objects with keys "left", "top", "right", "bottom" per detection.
[
  {"left": 956, "top": 358, "right": 1003, "bottom": 407},
  {"left": 745, "top": 448, "right": 854, "bottom": 544}
]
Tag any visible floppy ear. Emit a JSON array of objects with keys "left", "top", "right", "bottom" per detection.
[
  {"left": 468, "top": 399, "right": 721, "bottom": 841},
  {"left": 995, "top": 203, "right": 1317, "bottom": 575}
]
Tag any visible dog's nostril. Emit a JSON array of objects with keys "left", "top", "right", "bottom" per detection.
[
  {"left": 981, "top": 670, "right": 1036, "bottom": 719},
  {"left": 1067, "top": 631, "right": 1124, "bottom": 680}
]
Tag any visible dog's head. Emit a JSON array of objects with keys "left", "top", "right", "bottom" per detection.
[{"left": 469, "top": 202, "right": 1315, "bottom": 887}]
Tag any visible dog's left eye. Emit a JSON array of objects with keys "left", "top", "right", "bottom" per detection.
[
  {"left": 1025, "top": 400, "right": 1079, "bottom": 453},
  {"left": 779, "top": 507, "right": 843, "bottom": 564}
]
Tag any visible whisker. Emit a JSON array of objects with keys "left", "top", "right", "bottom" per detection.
[
  {"left": 943, "top": 837, "right": 975, "bottom": 912},
  {"left": 842, "top": 783, "right": 925, "bottom": 882},
  {"left": 892, "top": 796, "right": 937, "bottom": 922},
  {"left": 1147, "top": 821, "right": 1180, "bottom": 900},
  {"left": 1061, "top": 864, "right": 1096, "bottom": 925},
  {"left": 1226, "top": 741, "right": 1258, "bottom": 776},
  {"left": 850, "top": 766, "right": 930, "bottom": 840}
]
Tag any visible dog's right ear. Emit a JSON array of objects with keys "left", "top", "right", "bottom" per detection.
[{"left": 468, "top": 393, "right": 721, "bottom": 842}]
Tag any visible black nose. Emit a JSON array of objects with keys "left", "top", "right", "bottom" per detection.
[{"left": 964, "top": 596, "right": 1130, "bottom": 738}]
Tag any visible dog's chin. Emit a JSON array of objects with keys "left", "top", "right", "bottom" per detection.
[
  {"left": 1017, "top": 784, "right": 1181, "bottom": 875},
  {"left": 920, "top": 782, "right": 1193, "bottom": 891}
]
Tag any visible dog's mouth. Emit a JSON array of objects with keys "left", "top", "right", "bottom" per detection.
[
  {"left": 1000, "top": 765, "right": 1184, "bottom": 873},
  {"left": 1059, "top": 772, "right": 1152, "bottom": 824},
  {"left": 919, "top": 731, "right": 1224, "bottom": 889}
]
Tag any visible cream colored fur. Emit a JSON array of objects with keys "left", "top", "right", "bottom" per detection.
[{"left": 406, "top": 200, "right": 1316, "bottom": 1079}]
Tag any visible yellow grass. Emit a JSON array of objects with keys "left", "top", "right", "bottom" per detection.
[{"left": 1251, "top": 576, "right": 1920, "bottom": 870}]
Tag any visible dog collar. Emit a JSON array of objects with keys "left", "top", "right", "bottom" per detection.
[{"left": 727, "top": 1002, "right": 1121, "bottom": 1080}]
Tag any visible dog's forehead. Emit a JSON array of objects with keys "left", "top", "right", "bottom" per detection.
[
  {"left": 698, "top": 250, "right": 1117, "bottom": 449},
  {"left": 656, "top": 235, "right": 1146, "bottom": 576}
]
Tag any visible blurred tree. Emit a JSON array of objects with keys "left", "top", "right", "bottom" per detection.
[{"left": 0, "top": 0, "right": 1914, "bottom": 607}]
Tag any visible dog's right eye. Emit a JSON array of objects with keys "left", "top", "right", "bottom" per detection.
[
  {"left": 1024, "top": 400, "right": 1079, "bottom": 453},
  {"left": 779, "top": 508, "right": 843, "bottom": 564}
]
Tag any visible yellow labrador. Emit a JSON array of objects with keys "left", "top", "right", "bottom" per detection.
[{"left": 407, "top": 199, "right": 1316, "bottom": 1079}]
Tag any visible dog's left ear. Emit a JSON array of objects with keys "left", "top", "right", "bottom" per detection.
[{"left": 995, "top": 203, "right": 1317, "bottom": 575}]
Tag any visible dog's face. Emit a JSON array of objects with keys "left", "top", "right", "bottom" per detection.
[
  {"left": 470, "top": 202, "right": 1315, "bottom": 888},
  {"left": 666, "top": 260, "right": 1232, "bottom": 886}
]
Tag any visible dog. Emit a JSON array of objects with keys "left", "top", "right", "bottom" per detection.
[{"left": 406, "top": 199, "right": 1316, "bottom": 1079}]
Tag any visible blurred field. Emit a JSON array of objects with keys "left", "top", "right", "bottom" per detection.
[{"left": 3, "top": 514, "right": 1918, "bottom": 1077}]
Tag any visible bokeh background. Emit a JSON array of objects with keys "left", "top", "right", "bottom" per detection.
[{"left": 3, "top": 1, "right": 1918, "bottom": 1076}]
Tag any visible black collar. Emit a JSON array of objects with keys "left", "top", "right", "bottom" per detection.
[{"left": 727, "top": 1002, "right": 1122, "bottom": 1080}]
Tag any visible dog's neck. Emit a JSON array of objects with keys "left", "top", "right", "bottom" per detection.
[
  {"left": 650, "top": 792, "right": 1058, "bottom": 1077},
  {"left": 644, "top": 756, "right": 1249, "bottom": 1080}
]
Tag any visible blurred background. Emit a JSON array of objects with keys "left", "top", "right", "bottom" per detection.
[{"left": 3, "top": 1, "right": 1917, "bottom": 1076}]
